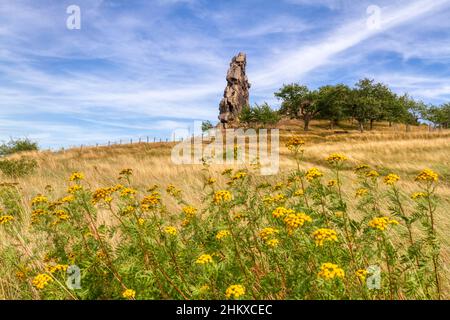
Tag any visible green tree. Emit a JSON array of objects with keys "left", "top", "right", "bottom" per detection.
[
  {"left": 275, "top": 83, "right": 319, "bottom": 131},
  {"left": 316, "top": 84, "right": 352, "bottom": 129}
]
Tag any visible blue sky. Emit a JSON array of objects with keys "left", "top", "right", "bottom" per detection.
[{"left": 1, "top": 0, "right": 450, "bottom": 148}]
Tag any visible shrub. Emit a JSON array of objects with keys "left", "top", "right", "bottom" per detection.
[
  {"left": 0, "top": 157, "right": 38, "bottom": 178},
  {"left": 239, "top": 103, "right": 280, "bottom": 126},
  {"left": 201, "top": 121, "right": 214, "bottom": 132},
  {"left": 0, "top": 138, "right": 39, "bottom": 156}
]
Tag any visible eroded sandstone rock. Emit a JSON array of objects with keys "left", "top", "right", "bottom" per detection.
[{"left": 218, "top": 52, "right": 250, "bottom": 126}]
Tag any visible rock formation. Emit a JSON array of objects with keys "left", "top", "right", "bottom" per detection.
[{"left": 218, "top": 52, "right": 251, "bottom": 127}]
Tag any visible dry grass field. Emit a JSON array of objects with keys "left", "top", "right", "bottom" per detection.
[{"left": 1, "top": 121, "right": 449, "bottom": 300}]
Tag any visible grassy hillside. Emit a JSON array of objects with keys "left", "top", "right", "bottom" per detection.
[{"left": 0, "top": 122, "right": 449, "bottom": 299}]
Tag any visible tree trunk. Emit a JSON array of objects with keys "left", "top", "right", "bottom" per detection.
[
  {"left": 304, "top": 118, "right": 310, "bottom": 131},
  {"left": 389, "top": 121, "right": 392, "bottom": 127},
  {"left": 358, "top": 121, "right": 364, "bottom": 132},
  {"left": 406, "top": 124, "right": 410, "bottom": 132},
  {"left": 369, "top": 119, "right": 374, "bottom": 131},
  {"left": 330, "top": 120, "right": 334, "bottom": 130}
]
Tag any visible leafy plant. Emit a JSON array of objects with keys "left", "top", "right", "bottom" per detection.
[
  {"left": 0, "top": 157, "right": 38, "bottom": 178},
  {"left": 0, "top": 138, "right": 39, "bottom": 156}
]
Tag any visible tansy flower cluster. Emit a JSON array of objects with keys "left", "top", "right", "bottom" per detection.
[
  {"left": 355, "top": 188, "right": 368, "bottom": 197},
  {"left": 259, "top": 227, "right": 279, "bottom": 240},
  {"left": 231, "top": 171, "right": 247, "bottom": 180},
  {"left": 305, "top": 168, "right": 323, "bottom": 182},
  {"left": 32, "top": 274, "right": 53, "bottom": 289},
  {"left": 31, "top": 195, "right": 48, "bottom": 206},
  {"left": 167, "top": 184, "right": 182, "bottom": 197},
  {"left": 283, "top": 212, "right": 312, "bottom": 234},
  {"left": 46, "top": 264, "right": 69, "bottom": 273},
  {"left": 182, "top": 206, "right": 197, "bottom": 219},
  {"left": 415, "top": 169, "right": 439, "bottom": 183},
  {"left": 271, "top": 207, "right": 294, "bottom": 219},
  {"left": 122, "top": 289, "right": 136, "bottom": 299},
  {"left": 366, "top": 170, "right": 380, "bottom": 178},
  {"left": 67, "top": 185, "right": 82, "bottom": 194},
  {"left": 213, "top": 190, "right": 232, "bottom": 204},
  {"left": 384, "top": 173, "right": 400, "bottom": 185},
  {"left": 355, "top": 269, "right": 368, "bottom": 282},
  {"left": 411, "top": 192, "right": 427, "bottom": 200},
  {"left": 325, "top": 153, "right": 348, "bottom": 164},
  {"left": 141, "top": 192, "right": 161, "bottom": 210},
  {"left": 312, "top": 228, "right": 338, "bottom": 246},
  {"left": 263, "top": 194, "right": 286, "bottom": 204},
  {"left": 225, "top": 284, "right": 245, "bottom": 299},
  {"left": 368, "top": 217, "right": 399, "bottom": 231},
  {"left": 69, "top": 172, "right": 84, "bottom": 182},
  {"left": 196, "top": 254, "right": 213, "bottom": 265},
  {"left": 164, "top": 226, "right": 177, "bottom": 236},
  {"left": 317, "top": 263, "right": 345, "bottom": 280},
  {"left": 216, "top": 230, "right": 231, "bottom": 240},
  {"left": 0, "top": 215, "right": 14, "bottom": 225}
]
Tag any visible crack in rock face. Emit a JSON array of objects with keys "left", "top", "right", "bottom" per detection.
[{"left": 218, "top": 52, "right": 251, "bottom": 127}]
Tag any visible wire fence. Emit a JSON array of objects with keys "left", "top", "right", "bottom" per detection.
[{"left": 47, "top": 134, "right": 203, "bottom": 153}]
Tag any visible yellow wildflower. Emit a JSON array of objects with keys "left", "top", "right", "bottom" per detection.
[
  {"left": 273, "top": 182, "right": 284, "bottom": 190},
  {"left": 272, "top": 207, "right": 294, "bottom": 219},
  {"left": 141, "top": 192, "right": 161, "bottom": 209},
  {"left": 0, "top": 215, "right": 14, "bottom": 225},
  {"left": 167, "top": 184, "right": 182, "bottom": 197},
  {"left": 138, "top": 218, "right": 145, "bottom": 226},
  {"left": 327, "top": 180, "right": 337, "bottom": 187},
  {"left": 120, "top": 187, "right": 137, "bottom": 197},
  {"left": 366, "top": 170, "right": 380, "bottom": 178},
  {"left": 196, "top": 254, "right": 213, "bottom": 265},
  {"left": 368, "top": 217, "right": 399, "bottom": 231},
  {"left": 356, "top": 269, "right": 368, "bottom": 282},
  {"left": 305, "top": 168, "right": 323, "bottom": 182},
  {"left": 31, "top": 195, "right": 48, "bottom": 206},
  {"left": 46, "top": 264, "right": 69, "bottom": 273},
  {"left": 284, "top": 212, "right": 312, "bottom": 234},
  {"left": 259, "top": 227, "right": 279, "bottom": 240},
  {"left": 326, "top": 153, "right": 348, "bottom": 164},
  {"left": 286, "top": 137, "right": 305, "bottom": 151},
  {"left": 69, "top": 172, "right": 84, "bottom": 182},
  {"left": 266, "top": 239, "right": 279, "bottom": 247},
  {"left": 231, "top": 171, "right": 247, "bottom": 180},
  {"left": 216, "top": 230, "right": 231, "bottom": 240},
  {"left": 164, "top": 226, "right": 177, "bottom": 236},
  {"left": 415, "top": 169, "right": 439, "bottom": 183},
  {"left": 122, "top": 289, "right": 136, "bottom": 299},
  {"left": 67, "top": 185, "right": 82, "bottom": 194},
  {"left": 411, "top": 192, "right": 427, "bottom": 200},
  {"left": 92, "top": 188, "right": 114, "bottom": 204},
  {"left": 225, "top": 284, "right": 245, "bottom": 299},
  {"left": 355, "top": 188, "right": 368, "bottom": 197},
  {"left": 32, "top": 274, "right": 53, "bottom": 289},
  {"left": 206, "top": 177, "right": 217, "bottom": 185},
  {"left": 312, "top": 228, "right": 338, "bottom": 246},
  {"left": 119, "top": 168, "right": 133, "bottom": 176},
  {"left": 53, "top": 210, "right": 70, "bottom": 221},
  {"left": 60, "top": 195, "right": 75, "bottom": 204},
  {"left": 182, "top": 206, "right": 197, "bottom": 219},
  {"left": 384, "top": 173, "right": 400, "bottom": 185},
  {"left": 318, "top": 263, "right": 345, "bottom": 280},
  {"left": 213, "top": 190, "right": 232, "bottom": 204}
]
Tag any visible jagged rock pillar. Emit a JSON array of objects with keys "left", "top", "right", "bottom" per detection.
[{"left": 218, "top": 52, "right": 251, "bottom": 127}]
